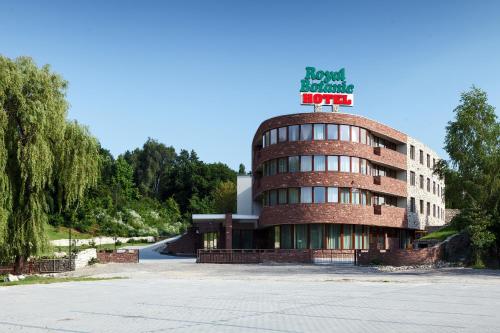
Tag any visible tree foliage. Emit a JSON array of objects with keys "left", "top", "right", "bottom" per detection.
[{"left": 212, "top": 181, "right": 236, "bottom": 213}]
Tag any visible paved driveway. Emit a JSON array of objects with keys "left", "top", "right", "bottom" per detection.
[{"left": 1, "top": 263, "right": 500, "bottom": 332}]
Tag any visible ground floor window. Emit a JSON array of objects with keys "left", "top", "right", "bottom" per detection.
[
  {"left": 310, "top": 224, "right": 323, "bottom": 249},
  {"left": 203, "top": 232, "right": 218, "bottom": 249},
  {"left": 295, "top": 224, "right": 307, "bottom": 249},
  {"left": 281, "top": 225, "right": 293, "bottom": 249},
  {"left": 327, "top": 224, "right": 341, "bottom": 249},
  {"left": 233, "top": 230, "right": 253, "bottom": 249}
]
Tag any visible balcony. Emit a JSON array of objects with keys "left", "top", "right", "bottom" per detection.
[
  {"left": 372, "top": 146, "right": 406, "bottom": 170},
  {"left": 372, "top": 175, "right": 407, "bottom": 197}
]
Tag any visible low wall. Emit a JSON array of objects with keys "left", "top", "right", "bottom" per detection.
[
  {"left": 74, "top": 248, "right": 97, "bottom": 269},
  {"left": 162, "top": 229, "right": 197, "bottom": 256},
  {"left": 97, "top": 249, "right": 139, "bottom": 264},
  {"left": 51, "top": 236, "right": 155, "bottom": 247},
  {"left": 357, "top": 246, "right": 443, "bottom": 266},
  {"left": 0, "top": 259, "right": 74, "bottom": 275}
]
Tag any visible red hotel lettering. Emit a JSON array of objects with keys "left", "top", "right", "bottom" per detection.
[
  {"left": 302, "top": 93, "right": 313, "bottom": 104},
  {"left": 302, "top": 93, "right": 352, "bottom": 106}
]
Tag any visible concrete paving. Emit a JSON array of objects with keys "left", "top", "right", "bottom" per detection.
[{"left": 1, "top": 262, "right": 500, "bottom": 332}]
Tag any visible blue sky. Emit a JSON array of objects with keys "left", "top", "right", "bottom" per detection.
[{"left": 1, "top": 1, "right": 499, "bottom": 170}]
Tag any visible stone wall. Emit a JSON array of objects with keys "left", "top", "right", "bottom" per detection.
[
  {"left": 97, "top": 250, "right": 139, "bottom": 263},
  {"left": 51, "top": 236, "right": 155, "bottom": 247},
  {"left": 74, "top": 248, "right": 97, "bottom": 269},
  {"left": 357, "top": 246, "right": 443, "bottom": 266}
]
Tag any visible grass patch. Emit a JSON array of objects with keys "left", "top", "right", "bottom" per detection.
[
  {"left": 46, "top": 225, "right": 93, "bottom": 240},
  {"left": 420, "top": 225, "right": 458, "bottom": 241},
  {"left": 0, "top": 276, "right": 125, "bottom": 287}
]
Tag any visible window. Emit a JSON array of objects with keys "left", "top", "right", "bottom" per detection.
[
  {"left": 314, "top": 155, "right": 325, "bottom": 171},
  {"left": 352, "top": 189, "right": 360, "bottom": 205},
  {"left": 410, "top": 171, "right": 415, "bottom": 186},
  {"left": 427, "top": 178, "right": 430, "bottom": 192},
  {"left": 278, "top": 158, "right": 287, "bottom": 173},
  {"left": 313, "top": 124, "right": 325, "bottom": 140},
  {"left": 327, "top": 156, "right": 338, "bottom": 171},
  {"left": 265, "top": 131, "right": 270, "bottom": 147},
  {"left": 327, "top": 224, "right": 341, "bottom": 249},
  {"left": 420, "top": 175, "right": 424, "bottom": 189},
  {"left": 274, "top": 226, "right": 280, "bottom": 249},
  {"left": 288, "top": 156, "right": 299, "bottom": 172},
  {"left": 288, "top": 188, "right": 299, "bottom": 204},
  {"left": 437, "top": 184, "right": 440, "bottom": 196},
  {"left": 433, "top": 204, "right": 436, "bottom": 217},
  {"left": 281, "top": 225, "right": 292, "bottom": 249},
  {"left": 361, "top": 191, "right": 368, "bottom": 205},
  {"left": 420, "top": 200, "right": 424, "bottom": 214},
  {"left": 360, "top": 128, "right": 367, "bottom": 144},
  {"left": 269, "top": 190, "right": 277, "bottom": 206},
  {"left": 278, "top": 189, "right": 287, "bottom": 204},
  {"left": 427, "top": 154, "right": 430, "bottom": 168},
  {"left": 343, "top": 225, "right": 352, "bottom": 249},
  {"left": 351, "top": 157, "right": 359, "bottom": 173},
  {"left": 270, "top": 129, "right": 277, "bottom": 145},
  {"left": 410, "top": 197, "right": 416, "bottom": 213},
  {"left": 310, "top": 224, "right": 323, "bottom": 249},
  {"left": 340, "top": 156, "right": 350, "bottom": 172},
  {"left": 327, "top": 187, "right": 338, "bottom": 203},
  {"left": 295, "top": 225, "right": 307, "bottom": 249},
  {"left": 278, "top": 127, "right": 287, "bottom": 142},
  {"left": 327, "top": 124, "right": 338, "bottom": 140},
  {"left": 262, "top": 134, "right": 266, "bottom": 148},
  {"left": 203, "top": 232, "right": 218, "bottom": 249},
  {"left": 300, "top": 124, "right": 312, "bottom": 141},
  {"left": 340, "top": 188, "right": 350, "bottom": 203},
  {"left": 300, "top": 156, "right": 312, "bottom": 172},
  {"left": 427, "top": 202, "right": 431, "bottom": 216},
  {"left": 433, "top": 181, "right": 436, "bottom": 194},
  {"left": 288, "top": 125, "right": 299, "bottom": 141},
  {"left": 437, "top": 206, "right": 440, "bottom": 219},
  {"left": 410, "top": 145, "right": 415, "bottom": 160},
  {"left": 360, "top": 159, "right": 367, "bottom": 175},
  {"left": 355, "top": 225, "right": 363, "bottom": 249},
  {"left": 433, "top": 158, "right": 436, "bottom": 168},
  {"left": 340, "top": 125, "right": 350, "bottom": 141},
  {"left": 269, "top": 159, "right": 277, "bottom": 175},
  {"left": 419, "top": 150, "right": 424, "bottom": 164},
  {"left": 314, "top": 187, "right": 325, "bottom": 203},
  {"left": 351, "top": 126, "right": 359, "bottom": 143},
  {"left": 300, "top": 187, "right": 312, "bottom": 203}
]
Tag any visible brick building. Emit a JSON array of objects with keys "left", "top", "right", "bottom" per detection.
[{"left": 166, "top": 111, "right": 446, "bottom": 255}]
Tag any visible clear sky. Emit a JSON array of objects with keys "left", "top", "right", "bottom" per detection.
[{"left": 1, "top": 0, "right": 499, "bottom": 170}]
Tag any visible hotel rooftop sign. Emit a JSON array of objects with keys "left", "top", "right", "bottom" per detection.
[{"left": 300, "top": 67, "right": 354, "bottom": 108}]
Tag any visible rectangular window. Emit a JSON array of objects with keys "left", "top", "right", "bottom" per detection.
[
  {"left": 281, "top": 225, "right": 292, "bottom": 249},
  {"left": 420, "top": 175, "right": 424, "bottom": 189},
  {"left": 433, "top": 181, "right": 436, "bottom": 194},
  {"left": 410, "top": 171, "right": 415, "bottom": 186},
  {"left": 355, "top": 225, "right": 363, "bottom": 249},
  {"left": 278, "top": 189, "right": 287, "bottom": 205},
  {"left": 427, "top": 154, "right": 430, "bottom": 168},
  {"left": 265, "top": 131, "right": 270, "bottom": 147},
  {"left": 340, "top": 156, "right": 350, "bottom": 172},
  {"left": 327, "top": 124, "right": 338, "bottom": 140},
  {"left": 274, "top": 226, "right": 280, "bottom": 249},
  {"left": 288, "top": 125, "right": 299, "bottom": 141},
  {"left": 313, "top": 124, "right": 325, "bottom": 140},
  {"left": 278, "top": 127, "right": 287, "bottom": 142},
  {"left": 288, "top": 188, "right": 299, "bottom": 204},
  {"left": 288, "top": 156, "right": 300, "bottom": 172},
  {"left": 433, "top": 158, "right": 436, "bottom": 169},
  {"left": 262, "top": 134, "right": 266, "bottom": 148},
  {"left": 327, "top": 224, "right": 341, "bottom": 249},
  {"left": 327, "top": 187, "right": 338, "bottom": 203},
  {"left": 427, "top": 202, "right": 431, "bottom": 216},
  {"left": 203, "top": 232, "right": 218, "bottom": 249},
  {"left": 352, "top": 189, "right": 360, "bottom": 205},
  {"left": 313, "top": 187, "right": 325, "bottom": 203},
  {"left": 313, "top": 155, "right": 325, "bottom": 171},
  {"left": 340, "top": 188, "right": 350, "bottom": 203},
  {"left": 351, "top": 126, "right": 359, "bottom": 143},
  {"left": 361, "top": 191, "right": 367, "bottom": 205},
  {"left": 427, "top": 178, "right": 430, "bottom": 192},
  {"left": 269, "top": 190, "right": 277, "bottom": 206},
  {"left": 327, "top": 156, "right": 339, "bottom": 171},
  {"left": 410, "top": 197, "right": 416, "bottom": 213},
  {"left": 340, "top": 125, "right": 350, "bottom": 141},
  {"left": 278, "top": 158, "right": 287, "bottom": 173},
  {"left": 300, "top": 187, "right": 312, "bottom": 203},
  {"left": 343, "top": 225, "right": 352, "bottom": 249},
  {"left": 420, "top": 150, "right": 424, "bottom": 164},
  {"left": 363, "top": 226, "right": 370, "bottom": 249},
  {"left": 300, "top": 124, "right": 312, "bottom": 141},
  {"left": 295, "top": 225, "right": 307, "bottom": 249},
  {"left": 410, "top": 145, "right": 415, "bottom": 160},
  {"left": 420, "top": 200, "right": 424, "bottom": 214},
  {"left": 300, "top": 156, "right": 312, "bottom": 172},
  {"left": 437, "top": 206, "right": 440, "bottom": 219},
  {"left": 351, "top": 157, "right": 360, "bottom": 173},
  {"left": 360, "top": 159, "right": 367, "bottom": 175},
  {"left": 270, "top": 129, "right": 277, "bottom": 145},
  {"left": 360, "top": 128, "right": 367, "bottom": 144},
  {"left": 310, "top": 224, "right": 323, "bottom": 249},
  {"left": 433, "top": 204, "right": 436, "bottom": 217},
  {"left": 269, "top": 159, "right": 277, "bottom": 175}
]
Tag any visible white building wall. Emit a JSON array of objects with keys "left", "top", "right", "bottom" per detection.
[
  {"left": 237, "top": 175, "right": 253, "bottom": 215},
  {"left": 406, "top": 136, "right": 446, "bottom": 230}
]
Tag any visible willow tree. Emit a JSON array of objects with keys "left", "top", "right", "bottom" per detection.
[{"left": 0, "top": 56, "right": 99, "bottom": 272}]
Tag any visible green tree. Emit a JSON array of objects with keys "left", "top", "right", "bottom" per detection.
[
  {"left": 111, "top": 156, "right": 137, "bottom": 209},
  {"left": 435, "top": 87, "right": 500, "bottom": 265},
  {"left": 238, "top": 163, "right": 246, "bottom": 175},
  {"left": 212, "top": 180, "right": 236, "bottom": 213},
  {"left": 0, "top": 56, "right": 100, "bottom": 271}
]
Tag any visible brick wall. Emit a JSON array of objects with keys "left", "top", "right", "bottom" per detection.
[
  {"left": 97, "top": 250, "right": 139, "bottom": 264},
  {"left": 357, "top": 246, "right": 443, "bottom": 266},
  {"left": 162, "top": 228, "right": 200, "bottom": 256}
]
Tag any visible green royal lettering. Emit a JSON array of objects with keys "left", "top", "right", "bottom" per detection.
[{"left": 305, "top": 67, "right": 316, "bottom": 80}]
